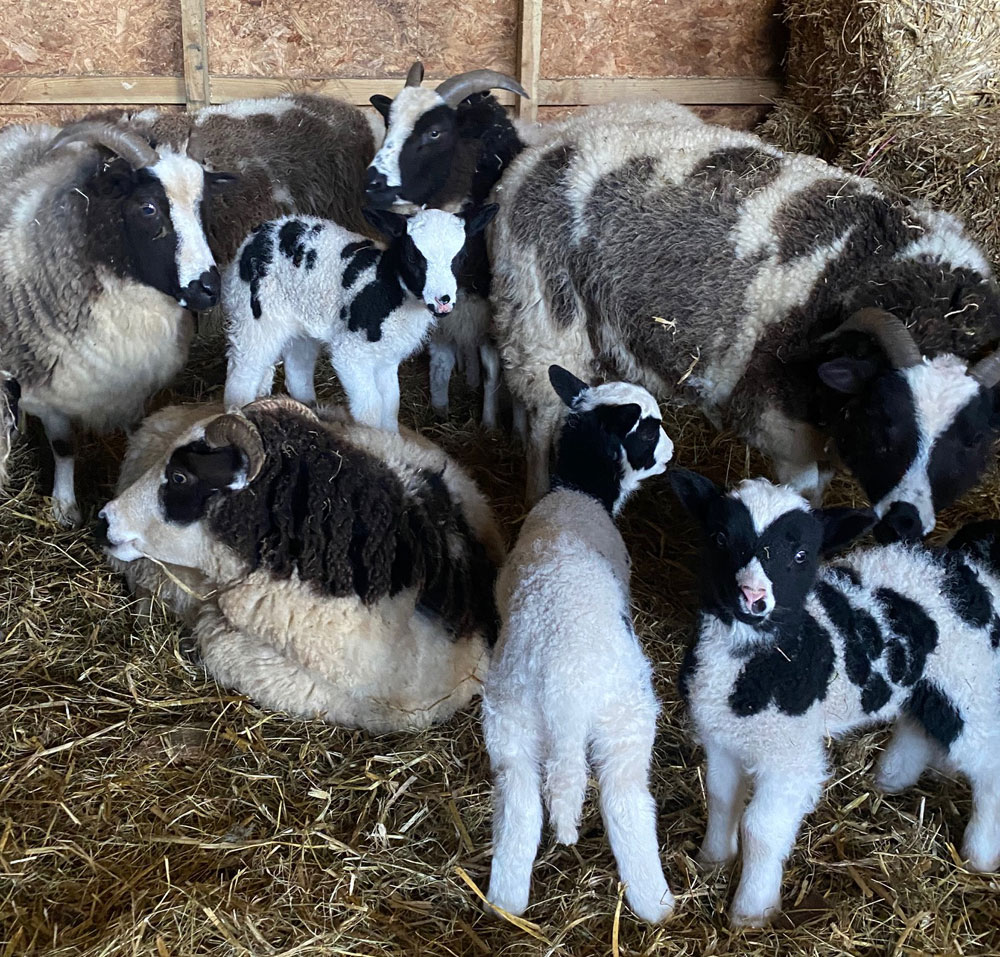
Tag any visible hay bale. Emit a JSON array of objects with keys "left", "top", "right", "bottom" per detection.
[
  {"left": 755, "top": 96, "right": 837, "bottom": 158},
  {"left": 782, "top": 0, "right": 1000, "bottom": 136},
  {"left": 837, "top": 107, "right": 1000, "bottom": 262}
]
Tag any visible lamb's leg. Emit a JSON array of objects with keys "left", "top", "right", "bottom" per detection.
[
  {"left": 963, "top": 762, "right": 1000, "bottom": 872},
  {"left": 526, "top": 404, "right": 559, "bottom": 505},
  {"left": 484, "top": 709, "right": 543, "bottom": 917},
  {"left": 225, "top": 346, "right": 282, "bottom": 409},
  {"left": 698, "top": 741, "right": 749, "bottom": 868},
  {"left": 512, "top": 400, "right": 527, "bottom": 442},
  {"left": 38, "top": 408, "right": 80, "bottom": 526},
  {"left": 542, "top": 716, "right": 589, "bottom": 846},
  {"left": 463, "top": 340, "right": 481, "bottom": 389},
  {"left": 282, "top": 337, "right": 321, "bottom": 405},
  {"left": 334, "top": 361, "right": 383, "bottom": 430},
  {"left": 730, "top": 762, "right": 824, "bottom": 927},
  {"left": 480, "top": 342, "right": 502, "bottom": 430},
  {"left": 429, "top": 339, "right": 457, "bottom": 418},
  {"left": 374, "top": 363, "right": 402, "bottom": 432},
  {"left": 591, "top": 706, "right": 674, "bottom": 924},
  {"left": 876, "top": 718, "right": 937, "bottom": 793}
]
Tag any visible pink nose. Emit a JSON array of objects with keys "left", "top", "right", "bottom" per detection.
[{"left": 741, "top": 585, "right": 767, "bottom": 606}]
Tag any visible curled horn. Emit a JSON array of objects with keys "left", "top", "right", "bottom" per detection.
[
  {"left": 970, "top": 349, "right": 1000, "bottom": 389},
  {"left": 245, "top": 395, "right": 320, "bottom": 422},
  {"left": 435, "top": 69, "right": 529, "bottom": 108},
  {"left": 405, "top": 62, "right": 425, "bottom": 87},
  {"left": 828, "top": 307, "right": 922, "bottom": 370},
  {"left": 49, "top": 120, "right": 158, "bottom": 170},
  {"left": 204, "top": 413, "right": 265, "bottom": 484}
]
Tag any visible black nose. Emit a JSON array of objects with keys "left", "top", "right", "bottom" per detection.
[
  {"left": 873, "top": 501, "right": 924, "bottom": 544},
  {"left": 184, "top": 267, "right": 220, "bottom": 311},
  {"left": 363, "top": 168, "right": 399, "bottom": 208},
  {"left": 93, "top": 515, "right": 110, "bottom": 548}
]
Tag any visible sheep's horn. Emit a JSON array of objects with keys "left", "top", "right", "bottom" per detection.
[
  {"left": 245, "top": 395, "right": 319, "bottom": 422},
  {"left": 828, "top": 308, "right": 922, "bottom": 370},
  {"left": 435, "top": 69, "right": 529, "bottom": 108},
  {"left": 405, "top": 62, "right": 425, "bottom": 87},
  {"left": 970, "top": 349, "right": 1000, "bottom": 389},
  {"left": 204, "top": 413, "right": 265, "bottom": 484},
  {"left": 49, "top": 120, "right": 158, "bottom": 170}
]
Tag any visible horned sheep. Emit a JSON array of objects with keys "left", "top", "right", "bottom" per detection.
[
  {"left": 483, "top": 366, "right": 675, "bottom": 923},
  {"left": 483, "top": 100, "right": 1000, "bottom": 541},
  {"left": 222, "top": 204, "right": 498, "bottom": 430},
  {"left": 98, "top": 396, "right": 504, "bottom": 731},
  {"left": 669, "top": 469, "right": 1000, "bottom": 927}
]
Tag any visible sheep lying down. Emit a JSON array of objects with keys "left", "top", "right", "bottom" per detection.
[{"left": 99, "top": 397, "right": 504, "bottom": 732}]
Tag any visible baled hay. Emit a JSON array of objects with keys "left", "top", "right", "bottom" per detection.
[
  {"left": 782, "top": 0, "right": 1000, "bottom": 136},
  {"left": 3, "top": 342, "right": 1000, "bottom": 953},
  {"left": 838, "top": 107, "right": 1000, "bottom": 262},
  {"left": 755, "top": 97, "right": 837, "bottom": 159}
]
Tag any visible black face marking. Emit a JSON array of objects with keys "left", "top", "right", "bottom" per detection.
[
  {"left": 398, "top": 105, "right": 459, "bottom": 206},
  {"left": 905, "top": 679, "right": 964, "bottom": 748},
  {"left": 927, "top": 389, "right": 999, "bottom": 512},
  {"left": 729, "top": 613, "right": 835, "bottom": 717},
  {"left": 239, "top": 223, "right": 276, "bottom": 320},
  {"left": 161, "top": 440, "right": 243, "bottom": 525},
  {"left": 342, "top": 244, "right": 382, "bottom": 290},
  {"left": 623, "top": 416, "right": 661, "bottom": 471},
  {"left": 861, "top": 673, "right": 892, "bottom": 713},
  {"left": 875, "top": 587, "right": 939, "bottom": 686},
  {"left": 940, "top": 552, "right": 992, "bottom": 628}
]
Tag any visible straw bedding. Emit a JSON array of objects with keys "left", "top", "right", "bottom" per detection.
[{"left": 3, "top": 329, "right": 1000, "bottom": 955}]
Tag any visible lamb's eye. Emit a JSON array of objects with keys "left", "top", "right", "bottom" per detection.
[
  {"left": 427, "top": 129, "right": 440, "bottom": 139},
  {"left": 140, "top": 202, "right": 158, "bottom": 217},
  {"left": 714, "top": 531, "right": 727, "bottom": 547},
  {"left": 170, "top": 470, "right": 188, "bottom": 485},
  {"left": 794, "top": 549, "right": 808, "bottom": 564}
]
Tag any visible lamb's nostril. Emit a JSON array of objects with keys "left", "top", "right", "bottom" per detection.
[
  {"left": 93, "top": 515, "right": 110, "bottom": 548},
  {"left": 752, "top": 598, "right": 767, "bottom": 614},
  {"left": 439, "top": 294, "right": 450, "bottom": 304}
]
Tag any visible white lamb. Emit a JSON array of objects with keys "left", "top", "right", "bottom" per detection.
[{"left": 483, "top": 365, "right": 676, "bottom": 923}]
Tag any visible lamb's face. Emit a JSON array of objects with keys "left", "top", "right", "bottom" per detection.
[{"left": 669, "top": 472, "right": 875, "bottom": 629}]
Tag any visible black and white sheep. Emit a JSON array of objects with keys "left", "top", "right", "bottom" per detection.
[
  {"left": 483, "top": 366, "right": 675, "bottom": 923},
  {"left": 223, "top": 204, "right": 497, "bottom": 430},
  {"left": 485, "top": 100, "right": 1000, "bottom": 540},
  {"left": 668, "top": 469, "right": 1000, "bottom": 927},
  {"left": 98, "top": 396, "right": 504, "bottom": 731}
]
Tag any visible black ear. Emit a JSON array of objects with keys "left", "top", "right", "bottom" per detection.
[
  {"left": 362, "top": 206, "right": 408, "bottom": 239},
  {"left": 667, "top": 468, "right": 721, "bottom": 524},
  {"left": 817, "top": 506, "right": 876, "bottom": 555},
  {"left": 817, "top": 357, "right": 881, "bottom": 395},
  {"left": 595, "top": 403, "right": 642, "bottom": 437},
  {"left": 549, "top": 365, "right": 589, "bottom": 407},
  {"left": 205, "top": 170, "right": 239, "bottom": 190},
  {"left": 370, "top": 94, "right": 393, "bottom": 123},
  {"left": 463, "top": 203, "right": 499, "bottom": 236}
]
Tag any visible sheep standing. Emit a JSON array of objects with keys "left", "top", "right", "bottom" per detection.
[
  {"left": 223, "top": 205, "right": 497, "bottom": 430},
  {"left": 669, "top": 470, "right": 1000, "bottom": 927},
  {"left": 483, "top": 366, "right": 675, "bottom": 923}
]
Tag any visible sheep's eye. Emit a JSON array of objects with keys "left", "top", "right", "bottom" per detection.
[
  {"left": 794, "top": 549, "right": 808, "bottom": 564},
  {"left": 427, "top": 129, "right": 440, "bottom": 140},
  {"left": 714, "top": 531, "right": 727, "bottom": 547},
  {"left": 140, "top": 202, "right": 158, "bottom": 217},
  {"left": 170, "top": 470, "right": 188, "bottom": 485}
]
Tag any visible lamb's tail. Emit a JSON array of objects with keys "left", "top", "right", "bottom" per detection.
[{"left": 542, "top": 719, "right": 590, "bottom": 845}]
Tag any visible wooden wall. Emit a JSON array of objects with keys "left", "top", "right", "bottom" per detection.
[{"left": 0, "top": 0, "right": 783, "bottom": 128}]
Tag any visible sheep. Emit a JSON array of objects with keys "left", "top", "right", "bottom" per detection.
[
  {"left": 483, "top": 99, "right": 1000, "bottom": 540},
  {"left": 366, "top": 64, "right": 531, "bottom": 425},
  {"left": 483, "top": 365, "right": 675, "bottom": 923},
  {"left": 222, "top": 203, "right": 498, "bottom": 431},
  {"left": 98, "top": 396, "right": 504, "bottom": 731},
  {"left": 668, "top": 469, "right": 1000, "bottom": 927},
  {"left": 0, "top": 120, "right": 234, "bottom": 524}
]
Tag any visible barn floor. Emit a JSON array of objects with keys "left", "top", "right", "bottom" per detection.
[{"left": 2, "top": 332, "right": 999, "bottom": 956}]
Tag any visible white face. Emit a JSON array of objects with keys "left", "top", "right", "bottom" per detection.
[
  {"left": 369, "top": 87, "right": 444, "bottom": 192},
  {"left": 406, "top": 208, "right": 466, "bottom": 316},
  {"left": 149, "top": 150, "right": 217, "bottom": 299}
]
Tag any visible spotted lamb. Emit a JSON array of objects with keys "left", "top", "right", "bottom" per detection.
[
  {"left": 669, "top": 470, "right": 1000, "bottom": 927},
  {"left": 483, "top": 366, "right": 676, "bottom": 923}
]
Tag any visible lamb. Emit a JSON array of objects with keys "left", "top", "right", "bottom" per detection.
[
  {"left": 483, "top": 366, "right": 675, "bottom": 923},
  {"left": 484, "top": 99, "right": 1000, "bottom": 540},
  {"left": 98, "top": 396, "right": 504, "bottom": 731},
  {"left": 223, "top": 204, "right": 497, "bottom": 431},
  {"left": 668, "top": 469, "right": 1000, "bottom": 927}
]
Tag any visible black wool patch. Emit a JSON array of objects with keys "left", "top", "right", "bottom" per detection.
[
  {"left": 827, "top": 564, "right": 862, "bottom": 588},
  {"left": 341, "top": 239, "right": 374, "bottom": 259},
  {"left": 690, "top": 146, "right": 781, "bottom": 201},
  {"left": 278, "top": 220, "right": 314, "bottom": 269},
  {"left": 729, "top": 613, "right": 836, "bottom": 717},
  {"left": 814, "top": 580, "right": 884, "bottom": 687},
  {"left": 905, "top": 679, "right": 964, "bottom": 748},
  {"left": 678, "top": 640, "right": 699, "bottom": 702},
  {"left": 238, "top": 223, "right": 276, "bottom": 319},
  {"left": 940, "top": 552, "right": 992, "bottom": 628},
  {"left": 342, "top": 244, "right": 382, "bottom": 290},
  {"left": 928, "top": 389, "right": 998, "bottom": 514},
  {"left": 876, "top": 587, "right": 939, "bottom": 687},
  {"left": 347, "top": 275, "right": 405, "bottom": 342},
  {"left": 992, "top": 615, "right": 1000, "bottom": 649},
  {"left": 861, "top": 672, "right": 892, "bottom": 713}
]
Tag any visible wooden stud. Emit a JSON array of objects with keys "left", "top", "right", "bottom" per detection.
[
  {"left": 515, "top": 0, "right": 543, "bottom": 122},
  {"left": 179, "top": 0, "right": 211, "bottom": 110}
]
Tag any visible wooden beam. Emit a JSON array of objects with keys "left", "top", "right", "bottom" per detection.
[
  {"left": 179, "top": 0, "right": 211, "bottom": 110},
  {"left": 0, "top": 74, "right": 781, "bottom": 109},
  {"left": 515, "top": 0, "right": 543, "bottom": 122}
]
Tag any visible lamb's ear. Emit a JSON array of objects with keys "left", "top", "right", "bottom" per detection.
[
  {"left": 370, "top": 94, "right": 393, "bottom": 122},
  {"left": 817, "top": 357, "right": 881, "bottom": 395},
  {"left": 817, "top": 506, "right": 876, "bottom": 555},
  {"left": 463, "top": 203, "right": 499, "bottom": 236},
  {"left": 548, "top": 365, "right": 589, "bottom": 407},
  {"left": 667, "top": 468, "right": 721, "bottom": 525},
  {"left": 362, "top": 205, "right": 407, "bottom": 239}
]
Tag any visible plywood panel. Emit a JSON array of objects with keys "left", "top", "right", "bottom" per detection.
[
  {"left": 0, "top": 103, "right": 182, "bottom": 131},
  {"left": 539, "top": 103, "right": 772, "bottom": 130},
  {"left": 540, "top": 0, "right": 782, "bottom": 78},
  {"left": 0, "top": 0, "right": 181, "bottom": 76},
  {"left": 206, "top": 0, "right": 515, "bottom": 79}
]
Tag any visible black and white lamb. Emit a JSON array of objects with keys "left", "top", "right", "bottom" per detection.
[
  {"left": 98, "top": 396, "right": 504, "bottom": 731},
  {"left": 483, "top": 366, "right": 675, "bottom": 923},
  {"left": 223, "top": 204, "right": 497, "bottom": 430},
  {"left": 668, "top": 469, "right": 1000, "bottom": 927}
]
